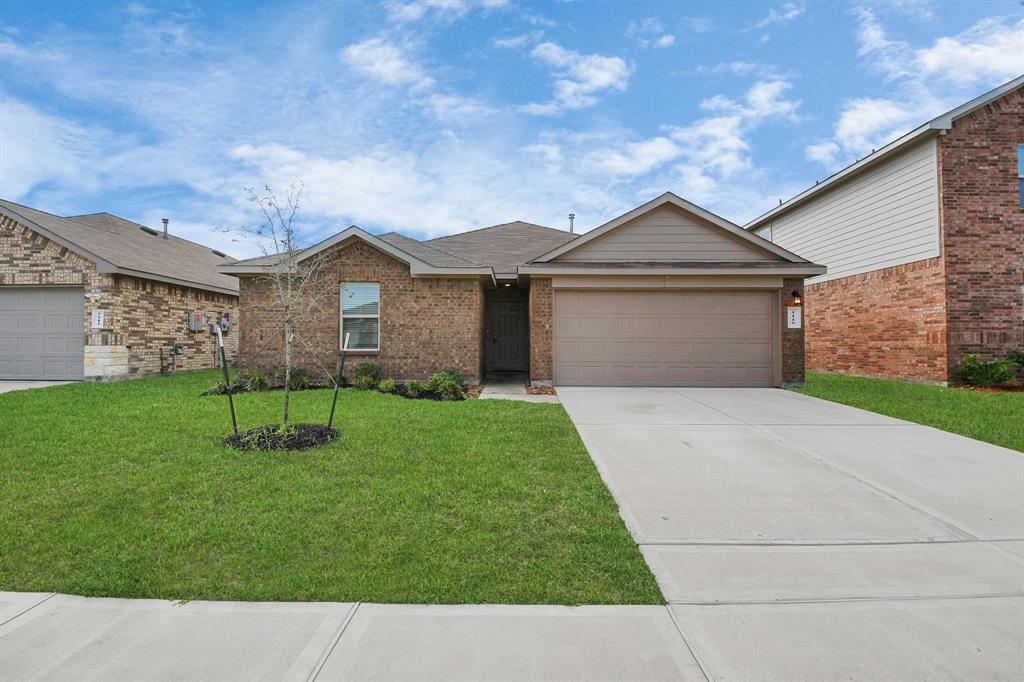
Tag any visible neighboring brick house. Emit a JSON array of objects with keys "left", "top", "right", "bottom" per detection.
[
  {"left": 0, "top": 200, "right": 239, "bottom": 380},
  {"left": 747, "top": 76, "right": 1024, "bottom": 383},
  {"left": 222, "top": 193, "right": 823, "bottom": 387}
]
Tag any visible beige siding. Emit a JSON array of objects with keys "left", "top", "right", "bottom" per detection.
[
  {"left": 557, "top": 205, "right": 779, "bottom": 262},
  {"left": 764, "top": 138, "right": 940, "bottom": 283}
]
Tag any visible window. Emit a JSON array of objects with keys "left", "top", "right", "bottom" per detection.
[
  {"left": 341, "top": 283, "right": 380, "bottom": 351},
  {"left": 1018, "top": 144, "right": 1024, "bottom": 208}
]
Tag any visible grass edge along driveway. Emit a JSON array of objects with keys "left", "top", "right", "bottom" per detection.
[
  {"left": 0, "top": 371, "right": 662, "bottom": 605},
  {"left": 793, "top": 372, "right": 1024, "bottom": 453}
]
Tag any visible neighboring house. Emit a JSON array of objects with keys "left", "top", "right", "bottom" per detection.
[
  {"left": 746, "top": 76, "right": 1024, "bottom": 383},
  {"left": 221, "top": 193, "right": 824, "bottom": 387},
  {"left": 0, "top": 200, "right": 239, "bottom": 380}
]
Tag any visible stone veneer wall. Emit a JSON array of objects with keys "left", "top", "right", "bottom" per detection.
[
  {"left": 938, "top": 86, "right": 1024, "bottom": 377},
  {"left": 0, "top": 214, "right": 238, "bottom": 379},
  {"left": 803, "top": 258, "right": 948, "bottom": 382},
  {"left": 237, "top": 240, "right": 484, "bottom": 382},
  {"left": 528, "top": 278, "right": 553, "bottom": 385}
]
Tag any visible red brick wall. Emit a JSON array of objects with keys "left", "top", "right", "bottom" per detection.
[
  {"left": 804, "top": 258, "right": 948, "bottom": 382},
  {"left": 238, "top": 240, "right": 483, "bottom": 382},
  {"left": 528, "top": 278, "right": 553, "bottom": 384},
  {"left": 781, "top": 278, "right": 806, "bottom": 386},
  {"left": 939, "top": 87, "right": 1024, "bottom": 377}
]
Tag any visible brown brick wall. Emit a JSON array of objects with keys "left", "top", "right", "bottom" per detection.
[
  {"left": 237, "top": 240, "right": 483, "bottom": 382},
  {"left": 804, "top": 258, "right": 948, "bottom": 382},
  {"left": 528, "top": 277, "right": 553, "bottom": 384},
  {"left": 1, "top": 214, "right": 238, "bottom": 378},
  {"left": 781, "top": 278, "right": 806, "bottom": 386},
  {"left": 939, "top": 87, "right": 1024, "bottom": 377}
]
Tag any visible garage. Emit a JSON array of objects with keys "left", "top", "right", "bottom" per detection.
[
  {"left": 553, "top": 289, "right": 776, "bottom": 387},
  {"left": 0, "top": 287, "right": 84, "bottom": 380}
]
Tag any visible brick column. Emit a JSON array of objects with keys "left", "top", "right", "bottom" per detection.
[
  {"left": 781, "top": 278, "right": 805, "bottom": 387},
  {"left": 529, "top": 278, "right": 553, "bottom": 385}
]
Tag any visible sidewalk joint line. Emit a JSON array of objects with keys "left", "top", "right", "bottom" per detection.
[
  {"left": 307, "top": 601, "right": 361, "bottom": 682},
  {"left": 0, "top": 592, "right": 57, "bottom": 628},
  {"left": 666, "top": 605, "right": 714, "bottom": 682}
]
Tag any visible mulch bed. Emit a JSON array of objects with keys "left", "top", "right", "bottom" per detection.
[
  {"left": 464, "top": 384, "right": 484, "bottom": 399},
  {"left": 526, "top": 385, "right": 557, "bottom": 396},
  {"left": 223, "top": 423, "right": 338, "bottom": 451},
  {"left": 958, "top": 385, "right": 1024, "bottom": 393}
]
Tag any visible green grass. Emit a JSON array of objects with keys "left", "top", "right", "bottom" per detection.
[
  {"left": 793, "top": 372, "right": 1024, "bottom": 452},
  {"left": 0, "top": 371, "right": 661, "bottom": 604}
]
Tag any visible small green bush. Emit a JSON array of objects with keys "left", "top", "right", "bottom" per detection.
[
  {"left": 352, "top": 374, "right": 377, "bottom": 390},
  {"left": 429, "top": 371, "right": 465, "bottom": 400},
  {"left": 326, "top": 371, "right": 347, "bottom": 388},
  {"left": 378, "top": 378, "right": 398, "bottom": 394},
  {"left": 1009, "top": 350, "right": 1024, "bottom": 368},
  {"left": 355, "top": 362, "right": 382, "bottom": 382},
  {"left": 247, "top": 370, "right": 269, "bottom": 392},
  {"left": 204, "top": 381, "right": 229, "bottom": 396},
  {"left": 275, "top": 366, "right": 310, "bottom": 391},
  {"left": 435, "top": 369, "right": 466, "bottom": 388},
  {"left": 405, "top": 379, "right": 427, "bottom": 398},
  {"left": 958, "top": 354, "right": 1014, "bottom": 387}
]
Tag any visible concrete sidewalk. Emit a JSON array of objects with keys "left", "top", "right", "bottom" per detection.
[{"left": 0, "top": 594, "right": 705, "bottom": 681}]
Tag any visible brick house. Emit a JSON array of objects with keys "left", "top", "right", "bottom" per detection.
[
  {"left": 746, "top": 76, "right": 1024, "bottom": 383},
  {"left": 0, "top": 200, "right": 239, "bottom": 380},
  {"left": 222, "top": 193, "right": 823, "bottom": 387}
]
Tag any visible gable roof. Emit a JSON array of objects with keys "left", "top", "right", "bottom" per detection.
[
  {"left": 745, "top": 74, "right": 1024, "bottom": 231},
  {"left": 531, "top": 192, "right": 816, "bottom": 265},
  {"left": 427, "top": 221, "right": 576, "bottom": 277},
  {"left": 0, "top": 199, "right": 239, "bottom": 295}
]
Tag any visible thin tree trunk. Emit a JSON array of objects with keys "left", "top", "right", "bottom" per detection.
[{"left": 283, "top": 318, "right": 292, "bottom": 425}]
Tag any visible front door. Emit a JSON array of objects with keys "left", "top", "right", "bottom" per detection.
[{"left": 492, "top": 300, "right": 526, "bottom": 371}]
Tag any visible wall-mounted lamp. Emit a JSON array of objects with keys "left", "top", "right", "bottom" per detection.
[
  {"left": 791, "top": 290, "right": 802, "bottom": 306},
  {"left": 503, "top": 283, "right": 512, "bottom": 287}
]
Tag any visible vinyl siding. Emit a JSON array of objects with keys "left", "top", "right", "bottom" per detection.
[
  {"left": 761, "top": 138, "right": 940, "bottom": 283},
  {"left": 558, "top": 205, "right": 779, "bottom": 262}
]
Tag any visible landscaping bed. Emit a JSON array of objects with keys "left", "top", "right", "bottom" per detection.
[
  {"left": 792, "top": 372, "right": 1024, "bottom": 452},
  {"left": 0, "top": 370, "right": 661, "bottom": 604}
]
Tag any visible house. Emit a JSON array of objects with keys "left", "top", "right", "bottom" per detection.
[
  {"left": 221, "top": 193, "right": 824, "bottom": 387},
  {"left": 0, "top": 199, "right": 239, "bottom": 380},
  {"left": 746, "top": 75, "right": 1024, "bottom": 383}
]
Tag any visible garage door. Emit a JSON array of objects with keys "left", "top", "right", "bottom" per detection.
[
  {"left": 553, "top": 290, "right": 776, "bottom": 387},
  {"left": 0, "top": 287, "right": 84, "bottom": 380}
]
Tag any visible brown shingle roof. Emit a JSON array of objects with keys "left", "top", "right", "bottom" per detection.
[
  {"left": 427, "top": 221, "right": 577, "bottom": 276},
  {"left": 0, "top": 199, "right": 239, "bottom": 295}
]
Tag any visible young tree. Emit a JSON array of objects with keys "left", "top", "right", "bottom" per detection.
[{"left": 239, "top": 183, "right": 336, "bottom": 425}]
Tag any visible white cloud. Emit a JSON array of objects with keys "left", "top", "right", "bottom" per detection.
[
  {"left": 700, "top": 79, "right": 801, "bottom": 122},
  {"left": 916, "top": 17, "right": 1024, "bottom": 86},
  {"left": 385, "top": 0, "right": 509, "bottom": 23},
  {"left": 696, "top": 61, "right": 781, "bottom": 78},
  {"left": 680, "top": 17, "right": 713, "bottom": 33},
  {"left": 521, "top": 42, "right": 631, "bottom": 115},
  {"left": 591, "top": 137, "right": 679, "bottom": 176},
  {"left": 626, "top": 18, "right": 676, "bottom": 49},
  {"left": 341, "top": 38, "right": 434, "bottom": 89},
  {"left": 522, "top": 143, "right": 562, "bottom": 164},
  {"left": 748, "top": 2, "right": 805, "bottom": 30},
  {"left": 492, "top": 31, "right": 543, "bottom": 49}
]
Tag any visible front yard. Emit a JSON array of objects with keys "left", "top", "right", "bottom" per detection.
[
  {"left": 0, "top": 371, "right": 661, "bottom": 605},
  {"left": 793, "top": 372, "right": 1024, "bottom": 452}
]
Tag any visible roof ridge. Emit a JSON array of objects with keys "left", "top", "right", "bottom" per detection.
[
  {"left": 381, "top": 231, "right": 485, "bottom": 266},
  {"left": 426, "top": 220, "right": 566, "bottom": 242}
]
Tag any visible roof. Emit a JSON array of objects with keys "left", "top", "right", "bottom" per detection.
[
  {"left": 0, "top": 199, "right": 239, "bottom": 295},
  {"left": 745, "top": 74, "right": 1024, "bottom": 231},
  {"left": 426, "top": 221, "right": 577, "bottom": 277},
  {"left": 532, "top": 192, "right": 819, "bottom": 266}
]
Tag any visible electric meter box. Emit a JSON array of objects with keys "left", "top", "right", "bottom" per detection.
[{"left": 188, "top": 311, "right": 207, "bottom": 332}]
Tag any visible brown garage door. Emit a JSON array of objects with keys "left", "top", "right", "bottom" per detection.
[
  {"left": 0, "top": 287, "right": 85, "bottom": 380},
  {"left": 553, "top": 289, "right": 776, "bottom": 387}
]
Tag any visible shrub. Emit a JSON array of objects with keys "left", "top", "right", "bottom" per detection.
[
  {"left": 1009, "top": 350, "right": 1024, "bottom": 369},
  {"left": 275, "top": 366, "right": 310, "bottom": 391},
  {"left": 326, "top": 371, "right": 348, "bottom": 388},
  {"left": 204, "top": 381, "right": 229, "bottom": 396},
  {"left": 435, "top": 368, "right": 466, "bottom": 389},
  {"left": 429, "top": 371, "right": 465, "bottom": 400},
  {"left": 405, "top": 379, "right": 427, "bottom": 398},
  {"left": 352, "top": 374, "right": 377, "bottom": 390},
  {"left": 354, "top": 361, "right": 382, "bottom": 382},
  {"left": 247, "top": 370, "right": 269, "bottom": 392},
  {"left": 958, "top": 354, "right": 1014, "bottom": 387},
  {"left": 378, "top": 378, "right": 398, "bottom": 394}
]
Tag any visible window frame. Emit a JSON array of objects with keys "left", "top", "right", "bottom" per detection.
[
  {"left": 1017, "top": 143, "right": 1024, "bottom": 209},
  {"left": 340, "top": 282, "right": 381, "bottom": 352}
]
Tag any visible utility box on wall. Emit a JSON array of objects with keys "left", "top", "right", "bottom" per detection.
[{"left": 188, "top": 311, "right": 207, "bottom": 332}]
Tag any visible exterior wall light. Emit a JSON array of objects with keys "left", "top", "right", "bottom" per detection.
[{"left": 791, "top": 290, "right": 802, "bottom": 306}]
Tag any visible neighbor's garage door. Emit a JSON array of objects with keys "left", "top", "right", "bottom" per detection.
[
  {"left": 0, "top": 287, "right": 84, "bottom": 380},
  {"left": 553, "top": 289, "right": 775, "bottom": 387}
]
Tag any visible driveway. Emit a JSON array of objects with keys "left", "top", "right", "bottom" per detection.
[
  {"left": 0, "top": 381, "right": 73, "bottom": 394},
  {"left": 559, "top": 387, "right": 1024, "bottom": 682}
]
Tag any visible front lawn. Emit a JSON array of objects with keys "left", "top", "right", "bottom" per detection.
[
  {"left": 0, "top": 371, "right": 661, "bottom": 604},
  {"left": 792, "top": 372, "right": 1024, "bottom": 452}
]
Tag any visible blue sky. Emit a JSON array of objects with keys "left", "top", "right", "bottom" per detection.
[{"left": 1, "top": 0, "right": 1021, "bottom": 256}]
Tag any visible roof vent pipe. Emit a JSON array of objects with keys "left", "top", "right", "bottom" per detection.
[
  {"left": 568, "top": 213, "right": 575, "bottom": 234},
  {"left": 162, "top": 218, "right": 169, "bottom": 239}
]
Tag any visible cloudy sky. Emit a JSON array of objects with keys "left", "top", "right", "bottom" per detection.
[{"left": 1, "top": 0, "right": 1021, "bottom": 256}]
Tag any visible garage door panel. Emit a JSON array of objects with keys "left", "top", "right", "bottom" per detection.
[
  {"left": 0, "top": 287, "right": 84, "bottom": 380},
  {"left": 553, "top": 289, "right": 775, "bottom": 387}
]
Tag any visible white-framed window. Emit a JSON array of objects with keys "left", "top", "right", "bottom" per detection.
[{"left": 340, "top": 282, "right": 380, "bottom": 351}]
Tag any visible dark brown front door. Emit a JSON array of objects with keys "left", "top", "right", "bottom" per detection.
[{"left": 493, "top": 300, "right": 526, "bottom": 370}]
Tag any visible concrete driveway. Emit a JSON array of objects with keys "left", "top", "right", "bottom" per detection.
[
  {"left": 559, "top": 387, "right": 1024, "bottom": 682},
  {"left": 0, "top": 380, "right": 73, "bottom": 394}
]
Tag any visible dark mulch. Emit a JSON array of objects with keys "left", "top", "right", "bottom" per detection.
[
  {"left": 959, "top": 384, "right": 1024, "bottom": 393},
  {"left": 223, "top": 423, "right": 338, "bottom": 451}
]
